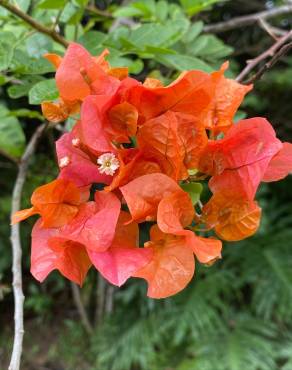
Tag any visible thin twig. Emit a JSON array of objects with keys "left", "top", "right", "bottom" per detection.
[
  {"left": 203, "top": 5, "right": 292, "bottom": 34},
  {"left": 244, "top": 41, "right": 292, "bottom": 84},
  {"left": 0, "top": 0, "right": 69, "bottom": 48},
  {"left": 9, "top": 123, "right": 47, "bottom": 370},
  {"left": 70, "top": 282, "right": 93, "bottom": 335},
  {"left": 258, "top": 18, "right": 279, "bottom": 40},
  {"left": 236, "top": 30, "right": 292, "bottom": 83}
]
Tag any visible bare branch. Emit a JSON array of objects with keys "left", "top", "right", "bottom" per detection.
[
  {"left": 70, "top": 282, "right": 93, "bottom": 335},
  {"left": 236, "top": 30, "right": 292, "bottom": 83},
  {"left": 0, "top": 0, "right": 69, "bottom": 48},
  {"left": 258, "top": 18, "right": 288, "bottom": 39},
  {"left": 244, "top": 41, "right": 292, "bottom": 84},
  {"left": 203, "top": 5, "right": 292, "bottom": 34},
  {"left": 9, "top": 123, "right": 47, "bottom": 370}
]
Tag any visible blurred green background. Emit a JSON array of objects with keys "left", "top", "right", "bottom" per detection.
[{"left": 1, "top": 1, "right": 292, "bottom": 369}]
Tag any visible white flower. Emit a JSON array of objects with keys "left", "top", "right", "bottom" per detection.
[
  {"left": 97, "top": 153, "right": 120, "bottom": 176},
  {"left": 59, "top": 156, "right": 70, "bottom": 168}
]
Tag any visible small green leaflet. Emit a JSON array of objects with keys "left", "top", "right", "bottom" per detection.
[{"left": 180, "top": 182, "right": 203, "bottom": 205}]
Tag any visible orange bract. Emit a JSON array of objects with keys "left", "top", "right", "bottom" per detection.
[
  {"left": 12, "top": 179, "right": 88, "bottom": 228},
  {"left": 41, "top": 99, "right": 80, "bottom": 123},
  {"left": 202, "top": 193, "right": 261, "bottom": 241},
  {"left": 263, "top": 142, "right": 292, "bottom": 182},
  {"left": 138, "top": 111, "right": 208, "bottom": 180},
  {"left": 126, "top": 69, "right": 214, "bottom": 123},
  {"left": 88, "top": 211, "right": 152, "bottom": 286},
  {"left": 157, "top": 190, "right": 195, "bottom": 233},
  {"left": 108, "top": 67, "right": 129, "bottom": 80},
  {"left": 44, "top": 53, "right": 63, "bottom": 69},
  {"left": 120, "top": 173, "right": 181, "bottom": 222},
  {"left": 31, "top": 220, "right": 91, "bottom": 286},
  {"left": 56, "top": 43, "right": 119, "bottom": 101},
  {"left": 203, "top": 62, "right": 252, "bottom": 134},
  {"left": 133, "top": 226, "right": 195, "bottom": 299},
  {"left": 108, "top": 102, "right": 138, "bottom": 141}
]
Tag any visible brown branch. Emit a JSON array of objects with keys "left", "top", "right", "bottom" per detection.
[
  {"left": 258, "top": 19, "right": 288, "bottom": 39},
  {"left": 70, "top": 282, "right": 93, "bottom": 335},
  {"left": 244, "top": 41, "right": 292, "bottom": 84},
  {"left": 203, "top": 5, "right": 292, "bottom": 34},
  {"left": 0, "top": 0, "right": 69, "bottom": 48},
  {"left": 9, "top": 123, "right": 47, "bottom": 370},
  {"left": 236, "top": 30, "right": 292, "bottom": 83}
]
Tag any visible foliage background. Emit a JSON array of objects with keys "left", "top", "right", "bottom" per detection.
[{"left": 1, "top": 0, "right": 292, "bottom": 369}]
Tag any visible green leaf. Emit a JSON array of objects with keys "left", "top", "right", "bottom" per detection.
[
  {"left": 156, "top": 1, "right": 169, "bottom": 21},
  {"left": 26, "top": 34, "right": 53, "bottom": 58},
  {"left": 0, "top": 106, "right": 25, "bottom": 158},
  {"left": 182, "top": 21, "right": 204, "bottom": 43},
  {"left": 0, "top": 43, "right": 14, "bottom": 71},
  {"left": 107, "top": 55, "right": 144, "bottom": 74},
  {"left": 14, "top": 0, "right": 31, "bottom": 12},
  {"left": 72, "top": 0, "right": 89, "bottom": 7},
  {"left": 126, "top": 22, "right": 187, "bottom": 50},
  {"left": 11, "top": 50, "right": 54, "bottom": 74},
  {"left": 60, "top": 2, "right": 79, "bottom": 23},
  {"left": 0, "top": 74, "right": 7, "bottom": 85},
  {"left": 156, "top": 53, "right": 213, "bottom": 72},
  {"left": 38, "top": 0, "right": 66, "bottom": 9},
  {"left": 78, "top": 31, "right": 107, "bottom": 54},
  {"left": 180, "top": 0, "right": 221, "bottom": 16},
  {"left": 189, "top": 34, "right": 233, "bottom": 59},
  {"left": 132, "top": 0, "right": 156, "bottom": 17},
  {"left": 180, "top": 182, "right": 203, "bottom": 204},
  {"left": 113, "top": 6, "right": 144, "bottom": 18},
  {"left": 8, "top": 76, "right": 44, "bottom": 99},
  {"left": 29, "top": 79, "right": 59, "bottom": 105},
  {"left": 0, "top": 32, "right": 16, "bottom": 71}
]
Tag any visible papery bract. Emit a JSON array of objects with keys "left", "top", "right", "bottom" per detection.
[
  {"left": 133, "top": 226, "right": 195, "bottom": 299},
  {"left": 56, "top": 126, "right": 112, "bottom": 187},
  {"left": 157, "top": 190, "right": 222, "bottom": 264},
  {"left": 79, "top": 78, "right": 139, "bottom": 152},
  {"left": 12, "top": 179, "right": 89, "bottom": 228},
  {"left": 263, "top": 142, "right": 292, "bottom": 182},
  {"left": 41, "top": 99, "right": 80, "bottom": 123},
  {"left": 137, "top": 111, "right": 208, "bottom": 180},
  {"left": 120, "top": 173, "right": 181, "bottom": 222},
  {"left": 199, "top": 118, "right": 282, "bottom": 199},
  {"left": 126, "top": 69, "right": 214, "bottom": 123},
  {"left": 202, "top": 192, "right": 261, "bottom": 241},
  {"left": 56, "top": 43, "right": 119, "bottom": 101},
  {"left": 58, "top": 191, "right": 121, "bottom": 252},
  {"left": 203, "top": 62, "right": 252, "bottom": 133},
  {"left": 31, "top": 220, "right": 91, "bottom": 286},
  {"left": 88, "top": 211, "right": 153, "bottom": 286}
]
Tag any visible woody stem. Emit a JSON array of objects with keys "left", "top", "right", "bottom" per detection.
[
  {"left": 9, "top": 123, "right": 47, "bottom": 370},
  {"left": 0, "top": 0, "right": 69, "bottom": 48}
]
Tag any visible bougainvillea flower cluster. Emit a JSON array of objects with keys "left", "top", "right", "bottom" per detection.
[{"left": 13, "top": 43, "right": 292, "bottom": 299}]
